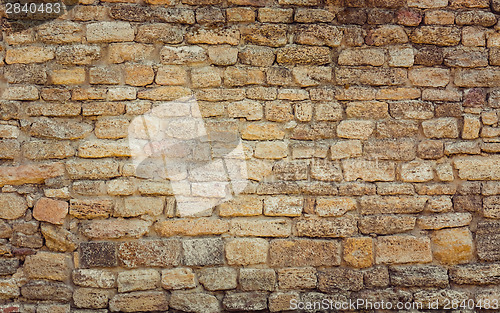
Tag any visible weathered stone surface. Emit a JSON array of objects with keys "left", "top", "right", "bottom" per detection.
[
  {"left": 277, "top": 46, "right": 331, "bottom": 65},
  {"left": 119, "top": 240, "right": 180, "bottom": 268},
  {"left": 24, "top": 252, "right": 70, "bottom": 281},
  {"left": 170, "top": 292, "right": 220, "bottom": 313},
  {"left": 33, "top": 198, "right": 68, "bottom": 225},
  {"left": 343, "top": 159, "right": 395, "bottom": 182},
  {"left": 390, "top": 265, "right": 448, "bottom": 287},
  {"left": 223, "top": 292, "right": 268, "bottom": 311},
  {"left": 343, "top": 237, "right": 373, "bottom": 268},
  {"left": 318, "top": 268, "right": 363, "bottom": 292},
  {"left": 450, "top": 263, "right": 500, "bottom": 285},
  {"left": 360, "top": 196, "right": 427, "bottom": 214},
  {"left": 73, "top": 288, "right": 112, "bottom": 309},
  {"left": 21, "top": 281, "right": 72, "bottom": 301},
  {"left": 73, "top": 269, "right": 116, "bottom": 288},
  {"left": 117, "top": 269, "right": 160, "bottom": 293},
  {"left": 376, "top": 235, "right": 432, "bottom": 264},
  {"left": 80, "top": 242, "right": 117, "bottom": 268},
  {"left": 454, "top": 156, "right": 500, "bottom": 180},
  {"left": 226, "top": 238, "right": 268, "bottom": 265},
  {"left": 278, "top": 267, "right": 317, "bottom": 290},
  {"left": 359, "top": 215, "right": 416, "bottom": 234},
  {"left": 0, "top": 194, "right": 27, "bottom": 220},
  {"left": 183, "top": 238, "right": 223, "bottom": 266},
  {"left": 410, "top": 26, "right": 461, "bottom": 46},
  {"left": 161, "top": 268, "right": 196, "bottom": 290},
  {"left": 70, "top": 200, "right": 113, "bottom": 219},
  {"left": 364, "top": 139, "right": 416, "bottom": 161},
  {"left": 270, "top": 239, "right": 340, "bottom": 267},
  {"left": 109, "top": 291, "right": 168, "bottom": 312},
  {"left": 296, "top": 216, "right": 357, "bottom": 238},
  {"left": 432, "top": 227, "right": 474, "bottom": 265},
  {"left": 230, "top": 219, "right": 291, "bottom": 237},
  {"left": 198, "top": 267, "right": 237, "bottom": 291}
]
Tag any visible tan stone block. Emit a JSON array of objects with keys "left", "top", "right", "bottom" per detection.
[
  {"left": 432, "top": 227, "right": 473, "bottom": 265},
  {"left": 155, "top": 66, "right": 187, "bottom": 86},
  {"left": 108, "top": 43, "right": 155, "bottom": 63},
  {"left": 187, "top": 28, "right": 240, "bottom": 45},
  {"left": 231, "top": 218, "right": 291, "bottom": 237},
  {"left": 109, "top": 291, "right": 168, "bottom": 312},
  {"left": 346, "top": 101, "right": 389, "bottom": 119},
  {"left": 227, "top": 7, "right": 256, "bottom": 22},
  {"left": 337, "top": 120, "right": 375, "bottom": 140},
  {"left": 138, "top": 86, "right": 191, "bottom": 101},
  {"left": 198, "top": 267, "right": 237, "bottom": 291},
  {"left": 219, "top": 196, "right": 263, "bottom": 217},
  {"left": 242, "top": 123, "right": 285, "bottom": 141},
  {"left": 315, "top": 197, "right": 356, "bottom": 217},
  {"left": 124, "top": 64, "right": 155, "bottom": 86},
  {"left": 342, "top": 159, "right": 396, "bottom": 182},
  {"left": 0, "top": 163, "right": 65, "bottom": 187},
  {"left": 160, "top": 46, "right": 207, "bottom": 65},
  {"left": 33, "top": 198, "right": 68, "bottom": 225},
  {"left": 95, "top": 118, "right": 129, "bottom": 139},
  {"left": 410, "top": 26, "right": 461, "bottom": 46},
  {"left": 366, "top": 25, "right": 408, "bottom": 46},
  {"left": 408, "top": 0, "right": 448, "bottom": 8},
  {"left": 24, "top": 252, "right": 70, "bottom": 281},
  {"left": 296, "top": 216, "right": 357, "bottom": 238},
  {"left": 338, "top": 48, "right": 385, "bottom": 66},
  {"left": 81, "top": 219, "right": 151, "bottom": 239},
  {"left": 376, "top": 235, "right": 432, "bottom": 264},
  {"left": 207, "top": 45, "right": 238, "bottom": 65},
  {"left": 41, "top": 224, "right": 77, "bottom": 252},
  {"left": 269, "top": 292, "right": 300, "bottom": 312},
  {"left": 277, "top": 46, "right": 331, "bottom": 65},
  {"left": 343, "top": 237, "right": 373, "bottom": 268},
  {"left": 170, "top": 292, "right": 220, "bottom": 313},
  {"left": 115, "top": 197, "right": 164, "bottom": 217},
  {"left": 161, "top": 268, "right": 196, "bottom": 290},
  {"left": 315, "top": 101, "right": 343, "bottom": 121},
  {"left": 462, "top": 114, "right": 481, "bottom": 139},
  {"left": 226, "top": 238, "right": 268, "bottom": 265},
  {"left": 360, "top": 195, "right": 427, "bottom": 214},
  {"left": 66, "top": 159, "right": 119, "bottom": 179},
  {"left": 0, "top": 125, "right": 19, "bottom": 139},
  {"left": 5, "top": 46, "right": 54, "bottom": 64},
  {"left": 258, "top": 7, "right": 293, "bottom": 23},
  {"left": 117, "top": 269, "right": 160, "bottom": 293},
  {"left": 87, "top": 22, "right": 135, "bottom": 43},
  {"left": 73, "top": 288, "right": 112, "bottom": 309},
  {"left": 359, "top": 215, "right": 416, "bottom": 235},
  {"left": 401, "top": 160, "right": 435, "bottom": 182},
  {"left": 277, "top": 268, "right": 317, "bottom": 290},
  {"left": 255, "top": 141, "right": 288, "bottom": 159},
  {"left": 422, "top": 117, "right": 459, "bottom": 138},
  {"left": 263, "top": 196, "right": 303, "bottom": 217},
  {"left": 70, "top": 199, "right": 113, "bottom": 219},
  {"left": 418, "top": 213, "right": 472, "bottom": 230},
  {"left": 228, "top": 100, "right": 263, "bottom": 121},
  {"left": 2, "top": 86, "right": 39, "bottom": 100},
  {"left": 155, "top": 218, "right": 228, "bottom": 236},
  {"left": 72, "top": 269, "right": 116, "bottom": 288},
  {"left": 270, "top": 239, "right": 341, "bottom": 267},
  {"left": 191, "top": 66, "right": 222, "bottom": 88},
  {"left": 51, "top": 68, "right": 86, "bottom": 85},
  {"left": 330, "top": 140, "right": 362, "bottom": 159},
  {"left": 409, "top": 67, "right": 450, "bottom": 87}
]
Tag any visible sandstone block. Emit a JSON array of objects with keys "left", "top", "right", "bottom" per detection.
[
  {"left": 73, "top": 288, "right": 112, "bottom": 309},
  {"left": 343, "top": 237, "right": 373, "bottom": 268},
  {"left": 295, "top": 25, "right": 342, "bottom": 47},
  {"left": 117, "top": 269, "right": 160, "bottom": 293},
  {"left": 5, "top": 46, "right": 54, "bottom": 64},
  {"left": 223, "top": 292, "right": 268, "bottom": 311},
  {"left": 0, "top": 193, "right": 28, "bottom": 220},
  {"left": 241, "top": 24, "right": 287, "bottom": 47},
  {"left": 360, "top": 195, "right": 427, "bottom": 214},
  {"left": 155, "top": 218, "right": 228, "bottom": 237},
  {"left": 364, "top": 139, "right": 416, "bottom": 161},
  {"left": 359, "top": 215, "right": 416, "bottom": 235},
  {"left": 337, "top": 120, "right": 375, "bottom": 140},
  {"left": 338, "top": 48, "right": 385, "bottom": 66},
  {"left": 376, "top": 235, "right": 432, "bottom": 264},
  {"left": 278, "top": 267, "right": 317, "bottom": 290},
  {"left": 270, "top": 239, "right": 340, "bottom": 267},
  {"left": 454, "top": 156, "right": 500, "bottom": 180},
  {"left": 21, "top": 281, "right": 72, "bottom": 302},
  {"left": 330, "top": 140, "right": 362, "bottom": 159},
  {"left": 33, "top": 198, "right": 68, "bottom": 225},
  {"left": 240, "top": 268, "right": 276, "bottom": 291},
  {"left": 255, "top": 141, "right": 288, "bottom": 159},
  {"left": 183, "top": 238, "right": 223, "bottom": 266},
  {"left": 342, "top": 160, "right": 396, "bottom": 182},
  {"left": 366, "top": 25, "right": 408, "bottom": 46},
  {"left": 161, "top": 268, "right": 196, "bottom": 290},
  {"left": 24, "top": 251, "right": 70, "bottom": 281},
  {"left": 87, "top": 22, "right": 134, "bottom": 43},
  {"left": 318, "top": 268, "right": 363, "bottom": 292},
  {"left": 422, "top": 118, "right": 459, "bottom": 138},
  {"left": 410, "top": 26, "right": 461, "bottom": 46},
  {"left": 187, "top": 28, "right": 240, "bottom": 45},
  {"left": 315, "top": 197, "right": 356, "bottom": 217},
  {"left": 277, "top": 46, "right": 331, "bottom": 65},
  {"left": 109, "top": 291, "right": 168, "bottom": 312},
  {"left": 170, "top": 292, "right": 220, "bottom": 313},
  {"left": 226, "top": 238, "right": 268, "bottom": 265},
  {"left": 80, "top": 241, "right": 117, "bottom": 268},
  {"left": 401, "top": 160, "right": 435, "bottom": 182},
  {"left": 198, "top": 267, "right": 237, "bottom": 291},
  {"left": 432, "top": 227, "right": 474, "bottom": 265},
  {"left": 450, "top": 263, "right": 500, "bottom": 285},
  {"left": 73, "top": 269, "right": 116, "bottom": 288},
  {"left": 82, "top": 219, "right": 150, "bottom": 239},
  {"left": 70, "top": 199, "right": 113, "bottom": 219},
  {"left": 389, "top": 265, "right": 448, "bottom": 287},
  {"left": 264, "top": 196, "right": 303, "bottom": 216},
  {"left": 119, "top": 240, "right": 180, "bottom": 267},
  {"left": 296, "top": 216, "right": 357, "bottom": 238},
  {"left": 409, "top": 68, "right": 450, "bottom": 87}
]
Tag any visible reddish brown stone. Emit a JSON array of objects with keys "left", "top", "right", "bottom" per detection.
[{"left": 33, "top": 198, "right": 68, "bottom": 225}]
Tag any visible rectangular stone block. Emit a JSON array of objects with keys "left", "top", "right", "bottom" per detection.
[
  {"left": 230, "top": 219, "right": 291, "bottom": 237},
  {"left": 375, "top": 235, "right": 432, "bottom": 264},
  {"left": 70, "top": 199, "right": 113, "bottom": 219},
  {"left": 454, "top": 156, "right": 500, "bottom": 180},
  {"left": 118, "top": 240, "right": 181, "bottom": 267},
  {"left": 342, "top": 159, "right": 396, "bottom": 182},
  {"left": 389, "top": 265, "right": 448, "bottom": 287},
  {"left": 296, "top": 216, "right": 357, "bottom": 238},
  {"left": 226, "top": 238, "right": 268, "bottom": 265},
  {"left": 360, "top": 196, "right": 427, "bottom": 214},
  {"left": 270, "top": 239, "right": 341, "bottom": 267}
]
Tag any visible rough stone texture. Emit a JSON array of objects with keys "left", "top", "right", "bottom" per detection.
[{"left": 1, "top": 1, "right": 500, "bottom": 311}]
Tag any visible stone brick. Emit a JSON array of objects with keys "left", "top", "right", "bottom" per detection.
[
  {"left": 364, "top": 266, "right": 390, "bottom": 288},
  {"left": 295, "top": 9, "right": 335, "bottom": 22},
  {"left": 269, "top": 292, "right": 300, "bottom": 312},
  {"left": 365, "top": 139, "right": 416, "bottom": 161},
  {"left": 161, "top": 268, "right": 196, "bottom": 290},
  {"left": 186, "top": 28, "right": 239, "bottom": 45},
  {"left": 335, "top": 67, "right": 406, "bottom": 86},
  {"left": 456, "top": 11, "right": 496, "bottom": 27},
  {"left": 41, "top": 224, "right": 77, "bottom": 252},
  {"left": 389, "top": 265, "right": 448, "bottom": 287},
  {"left": 295, "top": 25, "right": 342, "bottom": 47},
  {"left": 408, "top": 0, "right": 448, "bottom": 8},
  {"left": 82, "top": 219, "right": 150, "bottom": 239},
  {"left": 343, "top": 237, "right": 373, "bottom": 268},
  {"left": 70, "top": 199, "right": 113, "bottom": 219},
  {"left": 183, "top": 238, "right": 223, "bottom": 266},
  {"left": 376, "top": 235, "right": 432, "bottom": 264},
  {"left": 450, "top": 263, "right": 500, "bottom": 285},
  {"left": 454, "top": 156, "right": 500, "bottom": 180},
  {"left": 0, "top": 193, "right": 28, "bottom": 220},
  {"left": 455, "top": 69, "right": 500, "bottom": 87},
  {"left": 330, "top": 140, "right": 362, "bottom": 159},
  {"left": 80, "top": 241, "right": 117, "bottom": 268},
  {"left": 73, "top": 287, "right": 112, "bottom": 309},
  {"left": 223, "top": 292, "right": 268, "bottom": 311},
  {"left": 360, "top": 196, "right": 427, "bottom": 214},
  {"left": 24, "top": 251, "right": 70, "bottom": 281},
  {"left": 365, "top": 25, "right": 408, "bottom": 46},
  {"left": 409, "top": 67, "right": 450, "bottom": 87},
  {"left": 255, "top": 141, "right": 288, "bottom": 159},
  {"left": 170, "top": 292, "right": 220, "bottom": 313},
  {"left": 241, "top": 24, "right": 287, "bottom": 47},
  {"left": 33, "top": 197, "right": 68, "bottom": 225},
  {"left": 230, "top": 219, "right": 291, "bottom": 237},
  {"left": 86, "top": 22, "right": 134, "bottom": 43},
  {"left": 318, "top": 268, "right": 363, "bottom": 292},
  {"left": 66, "top": 159, "right": 119, "bottom": 180},
  {"left": 114, "top": 197, "right": 164, "bottom": 217},
  {"left": 226, "top": 238, "right": 268, "bottom": 265},
  {"left": 73, "top": 269, "right": 116, "bottom": 288},
  {"left": 263, "top": 196, "right": 302, "bottom": 216},
  {"left": 51, "top": 67, "right": 86, "bottom": 85},
  {"left": 227, "top": 7, "right": 256, "bottom": 22},
  {"left": 432, "top": 227, "right": 474, "bottom": 265},
  {"left": 410, "top": 26, "right": 461, "bottom": 46},
  {"left": 5, "top": 46, "right": 54, "bottom": 64},
  {"left": 155, "top": 218, "right": 228, "bottom": 236},
  {"left": 315, "top": 197, "right": 356, "bottom": 217},
  {"left": 296, "top": 216, "right": 357, "bottom": 238},
  {"left": 337, "top": 8, "right": 367, "bottom": 24},
  {"left": 359, "top": 215, "right": 416, "bottom": 235},
  {"left": 2, "top": 86, "right": 38, "bottom": 101},
  {"left": 342, "top": 159, "right": 395, "bottom": 182},
  {"left": 160, "top": 46, "right": 207, "bottom": 65},
  {"left": 136, "top": 24, "right": 184, "bottom": 44},
  {"left": 239, "top": 46, "right": 275, "bottom": 67},
  {"left": 463, "top": 26, "right": 486, "bottom": 46},
  {"left": 119, "top": 240, "right": 180, "bottom": 268},
  {"left": 422, "top": 118, "right": 459, "bottom": 138},
  {"left": 198, "top": 267, "right": 237, "bottom": 291},
  {"left": 337, "top": 120, "right": 374, "bottom": 140},
  {"left": 476, "top": 221, "right": 500, "bottom": 262},
  {"left": 109, "top": 291, "right": 168, "bottom": 312},
  {"left": 258, "top": 8, "right": 293, "bottom": 23},
  {"left": 21, "top": 281, "right": 72, "bottom": 302},
  {"left": 401, "top": 160, "right": 435, "bottom": 182},
  {"left": 338, "top": 48, "right": 385, "bottom": 66},
  {"left": 218, "top": 196, "right": 263, "bottom": 217},
  {"left": 277, "top": 46, "right": 331, "bottom": 65},
  {"left": 117, "top": 269, "right": 160, "bottom": 293}
]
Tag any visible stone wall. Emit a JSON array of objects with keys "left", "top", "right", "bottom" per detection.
[{"left": 1, "top": 0, "right": 500, "bottom": 311}]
